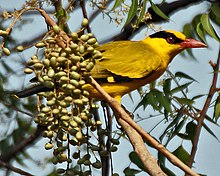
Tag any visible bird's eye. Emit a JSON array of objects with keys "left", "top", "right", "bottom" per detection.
[{"left": 166, "top": 36, "right": 175, "bottom": 44}]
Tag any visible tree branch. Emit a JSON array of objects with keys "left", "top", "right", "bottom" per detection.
[
  {"left": 98, "top": 103, "right": 112, "bottom": 176},
  {"left": 88, "top": 76, "right": 200, "bottom": 176},
  {"left": 188, "top": 48, "right": 220, "bottom": 168},
  {"left": 118, "top": 117, "right": 167, "bottom": 176}
]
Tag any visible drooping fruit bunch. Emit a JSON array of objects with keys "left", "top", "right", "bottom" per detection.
[{"left": 22, "top": 19, "right": 108, "bottom": 174}]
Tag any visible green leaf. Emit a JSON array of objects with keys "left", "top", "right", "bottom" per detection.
[
  {"left": 56, "top": 8, "right": 64, "bottom": 20},
  {"left": 149, "top": 0, "right": 169, "bottom": 20},
  {"left": 200, "top": 14, "right": 220, "bottom": 42},
  {"left": 134, "top": 93, "right": 149, "bottom": 111},
  {"left": 214, "top": 96, "right": 220, "bottom": 121},
  {"left": 159, "top": 111, "right": 183, "bottom": 142},
  {"left": 123, "top": 167, "right": 142, "bottom": 176},
  {"left": 15, "top": 155, "right": 27, "bottom": 167},
  {"left": 175, "top": 72, "right": 197, "bottom": 82},
  {"left": 135, "top": 90, "right": 161, "bottom": 111},
  {"left": 64, "top": 9, "right": 70, "bottom": 21},
  {"left": 129, "top": 152, "right": 145, "bottom": 171},
  {"left": 186, "top": 121, "right": 196, "bottom": 134},
  {"left": 158, "top": 152, "right": 166, "bottom": 165},
  {"left": 110, "top": 0, "right": 124, "bottom": 11},
  {"left": 186, "top": 121, "right": 196, "bottom": 141},
  {"left": 192, "top": 94, "right": 205, "bottom": 100},
  {"left": 192, "top": 14, "right": 203, "bottom": 30},
  {"left": 170, "top": 82, "right": 192, "bottom": 95},
  {"left": 156, "top": 92, "right": 172, "bottom": 113},
  {"left": 172, "top": 119, "right": 186, "bottom": 137},
  {"left": 160, "top": 164, "right": 176, "bottom": 176},
  {"left": 177, "top": 133, "right": 191, "bottom": 140},
  {"left": 210, "top": 10, "right": 220, "bottom": 25},
  {"left": 136, "top": 0, "right": 147, "bottom": 26},
  {"left": 198, "top": 174, "right": 207, "bottom": 176},
  {"left": 21, "top": 150, "right": 32, "bottom": 160},
  {"left": 172, "top": 145, "right": 190, "bottom": 165},
  {"left": 0, "top": 139, "right": 10, "bottom": 153},
  {"left": 211, "top": 2, "right": 220, "bottom": 19},
  {"left": 23, "top": 96, "right": 37, "bottom": 112},
  {"left": 124, "top": 0, "right": 138, "bottom": 27},
  {"left": 196, "top": 22, "right": 206, "bottom": 43},
  {"left": 205, "top": 114, "right": 219, "bottom": 126},
  {"left": 202, "top": 122, "right": 219, "bottom": 142},
  {"left": 209, "top": 2, "right": 220, "bottom": 25},
  {"left": 174, "top": 97, "right": 194, "bottom": 106},
  {"left": 163, "top": 78, "right": 172, "bottom": 94},
  {"left": 149, "top": 90, "right": 162, "bottom": 111},
  {"left": 183, "top": 23, "right": 193, "bottom": 38},
  {"left": 165, "top": 119, "right": 186, "bottom": 146}
]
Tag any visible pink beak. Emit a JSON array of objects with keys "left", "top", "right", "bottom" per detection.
[{"left": 180, "top": 38, "right": 207, "bottom": 49}]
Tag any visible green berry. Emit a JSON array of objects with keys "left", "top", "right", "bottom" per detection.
[
  {"left": 3, "top": 47, "right": 10, "bottom": 56},
  {"left": 53, "top": 25, "right": 60, "bottom": 33},
  {"left": 81, "top": 18, "right": 89, "bottom": 27},
  {"left": 16, "top": 45, "right": 24, "bottom": 52},
  {"left": 24, "top": 68, "right": 33, "bottom": 74}
]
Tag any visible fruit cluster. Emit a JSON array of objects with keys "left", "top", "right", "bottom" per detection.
[{"left": 22, "top": 19, "right": 108, "bottom": 174}]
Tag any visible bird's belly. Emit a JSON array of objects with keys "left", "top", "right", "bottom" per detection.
[
  {"left": 82, "top": 82, "right": 134, "bottom": 100},
  {"left": 82, "top": 68, "right": 166, "bottom": 101}
]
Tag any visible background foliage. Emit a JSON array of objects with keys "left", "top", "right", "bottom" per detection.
[{"left": 0, "top": 0, "right": 220, "bottom": 176}]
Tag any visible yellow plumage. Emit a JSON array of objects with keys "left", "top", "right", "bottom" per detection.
[
  {"left": 82, "top": 30, "right": 206, "bottom": 103},
  {"left": 16, "top": 30, "right": 206, "bottom": 103}
]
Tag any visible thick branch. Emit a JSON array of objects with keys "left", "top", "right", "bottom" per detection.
[
  {"left": 118, "top": 117, "right": 166, "bottom": 176},
  {"left": 188, "top": 48, "right": 220, "bottom": 168},
  {"left": 88, "top": 76, "right": 200, "bottom": 176}
]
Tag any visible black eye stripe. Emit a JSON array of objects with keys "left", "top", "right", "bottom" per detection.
[{"left": 149, "top": 31, "right": 184, "bottom": 44}]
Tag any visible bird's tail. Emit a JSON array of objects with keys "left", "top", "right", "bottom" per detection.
[{"left": 15, "top": 84, "right": 52, "bottom": 98}]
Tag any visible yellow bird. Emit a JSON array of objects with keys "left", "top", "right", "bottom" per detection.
[{"left": 16, "top": 30, "right": 206, "bottom": 103}]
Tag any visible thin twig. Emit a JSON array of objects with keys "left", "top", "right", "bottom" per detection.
[
  {"left": 0, "top": 125, "right": 44, "bottom": 162},
  {"left": 99, "top": 102, "right": 111, "bottom": 176},
  {"left": 188, "top": 48, "right": 220, "bottom": 168},
  {"left": 0, "top": 99, "right": 34, "bottom": 117},
  {"left": 52, "top": 0, "right": 71, "bottom": 33},
  {"left": 105, "top": 103, "right": 112, "bottom": 175},
  {"left": 88, "top": 76, "right": 200, "bottom": 176},
  {"left": 79, "top": 0, "right": 91, "bottom": 33},
  {"left": 0, "top": 160, "right": 33, "bottom": 176}
]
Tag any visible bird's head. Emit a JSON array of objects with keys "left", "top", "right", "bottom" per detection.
[{"left": 144, "top": 30, "right": 207, "bottom": 60}]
